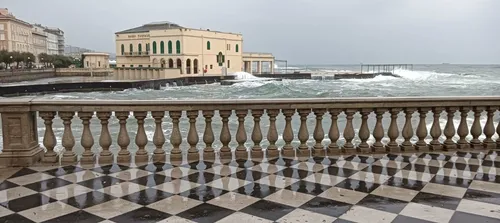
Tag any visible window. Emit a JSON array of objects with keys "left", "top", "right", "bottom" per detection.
[
  {"left": 227, "top": 44, "right": 231, "bottom": 50},
  {"left": 176, "top": 40, "right": 181, "bottom": 54},
  {"left": 236, "top": 44, "right": 239, "bottom": 52},
  {"left": 146, "top": 43, "right": 150, "bottom": 52},
  {"left": 138, "top": 43, "right": 142, "bottom": 53},
  {"left": 160, "top": 41, "right": 165, "bottom": 54},
  {"left": 98, "top": 61, "right": 101, "bottom": 67},
  {"left": 210, "top": 65, "right": 213, "bottom": 69},
  {"left": 148, "top": 65, "right": 151, "bottom": 67},
  {"left": 168, "top": 41, "right": 173, "bottom": 54},
  {"left": 121, "top": 44, "right": 124, "bottom": 55},
  {"left": 152, "top": 41, "right": 157, "bottom": 54},
  {"left": 0, "top": 34, "right": 5, "bottom": 41},
  {"left": 227, "top": 60, "right": 230, "bottom": 68},
  {"left": 122, "top": 65, "right": 125, "bottom": 67},
  {"left": 130, "top": 65, "right": 134, "bottom": 67},
  {"left": 0, "top": 24, "right": 4, "bottom": 30},
  {"left": 86, "top": 61, "right": 89, "bottom": 67},
  {"left": 129, "top": 44, "right": 133, "bottom": 53},
  {"left": 139, "top": 65, "right": 143, "bottom": 67},
  {"left": 207, "top": 41, "right": 211, "bottom": 50}
]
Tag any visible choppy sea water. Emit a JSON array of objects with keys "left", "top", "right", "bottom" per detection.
[{"left": 1, "top": 64, "right": 499, "bottom": 157}]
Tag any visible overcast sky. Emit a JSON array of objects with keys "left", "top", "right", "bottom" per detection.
[{"left": 3, "top": 0, "right": 499, "bottom": 64}]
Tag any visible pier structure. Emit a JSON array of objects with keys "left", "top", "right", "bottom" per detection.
[{"left": 361, "top": 64, "right": 413, "bottom": 74}]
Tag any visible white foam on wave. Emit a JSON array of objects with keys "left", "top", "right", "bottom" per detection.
[
  {"left": 393, "top": 69, "right": 455, "bottom": 81},
  {"left": 231, "top": 72, "right": 260, "bottom": 80}
]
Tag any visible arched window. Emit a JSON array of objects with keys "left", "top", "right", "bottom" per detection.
[
  {"left": 176, "top": 58, "right": 182, "bottom": 68},
  {"left": 168, "top": 59, "right": 174, "bottom": 68},
  {"left": 168, "top": 41, "right": 173, "bottom": 54},
  {"left": 138, "top": 44, "right": 142, "bottom": 54},
  {"left": 120, "top": 44, "right": 124, "bottom": 55},
  {"left": 160, "top": 41, "right": 165, "bottom": 54},
  {"left": 152, "top": 41, "right": 157, "bottom": 54},
  {"left": 176, "top": 40, "right": 181, "bottom": 54},
  {"left": 186, "top": 59, "right": 191, "bottom": 74},
  {"left": 194, "top": 59, "right": 198, "bottom": 74},
  {"left": 207, "top": 41, "right": 211, "bottom": 50},
  {"left": 129, "top": 44, "right": 133, "bottom": 53},
  {"left": 236, "top": 44, "right": 239, "bottom": 52},
  {"left": 146, "top": 43, "right": 150, "bottom": 52}
]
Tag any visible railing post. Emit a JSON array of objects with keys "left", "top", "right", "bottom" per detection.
[
  {"left": 443, "top": 107, "right": 458, "bottom": 151},
  {"left": 219, "top": 110, "right": 232, "bottom": 159},
  {"left": 60, "top": 112, "right": 76, "bottom": 164},
  {"left": 327, "top": 109, "right": 341, "bottom": 155},
  {"left": 235, "top": 110, "right": 248, "bottom": 159},
  {"left": 116, "top": 111, "right": 131, "bottom": 164},
  {"left": 429, "top": 107, "right": 444, "bottom": 151},
  {"left": 297, "top": 109, "right": 311, "bottom": 156},
  {"left": 187, "top": 110, "right": 200, "bottom": 161},
  {"left": 251, "top": 109, "right": 264, "bottom": 158},
  {"left": 152, "top": 111, "right": 166, "bottom": 162},
  {"left": 483, "top": 107, "right": 497, "bottom": 149},
  {"left": 169, "top": 111, "right": 183, "bottom": 161},
  {"left": 134, "top": 111, "right": 149, "bottom": 163},
  {"left": 457, "top": 107, "right": 470, "bottom": 149},
  {"left": 40, "top": 112, "right": 57, "bottom": 163},
  {"left": 266, "top": 109, "right": 280, "bottom": 158},
  {"left": 342, "top": 109, "right": 356, "bottom": 154},
  {"left": 470, "top": 106, "right": 485, "bottom": 150},
  {"left": 386, "top": 108, "right": 402, "bottom": 152},
  {"left": 357, "top": 109, "right": 371, "bottom": 153},
  {"left": 202, "top": 110, "right": 215, "bottom": 160},
  {"left": 97, "top": 112, "right": 113, "bottom": 164},
  {"left": 401, "top": 108, "right": 416, "bottom": 152},
  {"left": 79, "top": 112, "right": 95, "bottom": 164},
  {"left": 415, "top": 108, "right": 430, "bottom": 151},
  {"left": 0, "top": 109, "right": 43, "bottom": 167},
  {"left": 282, "top": 109, "right": 296, "bottom": 157},
  {"left": 372, "top": 108, "right": 387, "bottom": 153},
  {"left": 313, "top": 109, "right": 326, "bottom": 156}
]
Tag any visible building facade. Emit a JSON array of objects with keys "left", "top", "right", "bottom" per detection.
[
  {"left": 45, "top": 30, "right": 59, "bottom": 55},
  {"left": 83, "top": 52, "right": 109, "bottom": 68},
  {"left": 115, "top": 21, "right": 243, "bottom": 75},
  {"left": 0, "top": 8, "right": 33, "bottom": 53},
  {"left": 45, "top": 27, "right": 64, "bottom": 55},
  {"left": 31, "top": 25, "right": 47, "bottom": 63}
]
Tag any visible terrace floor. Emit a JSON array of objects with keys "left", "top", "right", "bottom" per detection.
[{"left": 1, "top": 150, "right": 500, "bottom": 223}]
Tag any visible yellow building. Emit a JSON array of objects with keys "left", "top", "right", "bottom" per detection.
[
  {"left": 116, "top": 21, "right": 274, "bottom": 76},
  {"left": 0, "top": 8, "right": 33, "bottom": 53},
  {"left": 83, "top": 52, "right": 110, "bottom": 68}
]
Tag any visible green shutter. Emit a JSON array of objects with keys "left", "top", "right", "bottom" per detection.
[
  {"left": 168, "top": 41, "right": 172, "bottom": 54},
  {"left": 176, "top": 40, "right": 181, "bottom": 54},
  {"left": 207, "top": 41, "right": 211, "bottom": 50},
  {"left": 153, "top": 41, "right": 157, "bottom": 54},
  {"left": 129, "top": 44, "right": 133, "bottom": 53},
  {"left": 121, "top": 44, "right": 124, "bottom": 55},
  {"left": 138, "top": 44, "right": 142, "bottom": 53},
  {"left": 160, "top": 41, "right": 165, "bottom": 54},
  {"left": 236, "top": 44, "right": 239, "bottom": 52}
]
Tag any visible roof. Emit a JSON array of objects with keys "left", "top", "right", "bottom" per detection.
[{"left": 116, "top": 21, "right": 184, "bottom": 34}]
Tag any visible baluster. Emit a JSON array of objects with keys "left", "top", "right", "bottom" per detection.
[
  {"left": 401, "top": 108, "right": 416, "bottom": 152},
  {"left": 470, "top": 107, "right": 485, "bottom": 149},
  {"left": 60, "top": 112, "right": 76, "bottom": 164},
  {"left": 385, "top": 108, "right": 401, "bottom": 152},
  {"left": 219, "top": 110, "right": 232, "bottom": 159},
  {"left": 187, "top": 111, "right": 199, "bottom": 160},
  {"left": 152, "top": 111, "right": 166, "bottom": 162},
  {"left": 343, "top": 109, "right": 356, "bottom": 154},
  {"left": 443, "top": 107, "right": 457, "bottom": 151},
  {"left": 235, "top": 110, "right": 248, "bottom": 159},
  {"left": 457, "top": 107, "right": 470, "bottom": 149},
  {"left": 371, "top": 109, "right": 386, "bottom": 153},
  {"left": 202, "top": 110, "right": 215, "bottom": 160},
  {"left": 134, "top": 111, "right": 148, "bottom": 163},
  {"left": 483, "top": 107, "right": 497, "bottom": 149},
  {"left": 116, "top": 111, "right": 131, "bottom": 163},
  {"left": 313, "top": 109, "right": 326, "bottom": 156},
  {"left": 170, "top": 111, "right": 183, "bottom": 161},
  {"left": 497, "top": 111, "right": 500, "bottom": 149},
  {"left": 429, "top": 107, "right": 444, "bottom": 151},
  {"left": 298, "top": 109, "right": 311, "bottom": 156},
  {"left": 267, "top": 109, "right": 280, "bottom": 158},
  {"left": 79, "top": 112, "right": 95, "bottom": 164},
  {"left": 357, "top": 109, "right": 371, "bottom": 153},
  {"left": 40, "top": 112, "right": 57, "bottom": 163},
  {"left": 251, "top": 109, "right": 264, "bottom": 158},
  {"left": 282, "top": 109, "right": 296, "bottom": 157},
  {"left": 415, "top": 108, "right": 430, "bottom": 151},
  {"left": 97, "top": 112, "right": 112, "bottom": 163},
  {"left": 327, "top": 109, "right": 341, "bottom": 155}
]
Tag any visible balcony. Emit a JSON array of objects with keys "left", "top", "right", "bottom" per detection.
[
  {"left": 123, "top": 51, "right": 150, "bottom": 57},
  {"left": 0, "top": 97, "right": 499, "bottom": 222}
]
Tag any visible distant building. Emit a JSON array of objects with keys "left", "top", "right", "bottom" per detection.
[
  {"left": 31, "top": 24, "right": 47, "bottom": 63},
  {"left": 83, "top": 52, "right": 109, "bottom": 68},
  {"left": 45, "top": 27, "right": 64, "bottom": 55},
  {"left": 115, "top": 21, "right": 275, "bottom": 75},
  {"left": 0, "top": 8, "right": 33, "bottom": 53}
]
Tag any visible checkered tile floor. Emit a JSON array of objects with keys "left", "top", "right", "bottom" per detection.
[{"left": 2, "top": 151, "right": 500, "bottom": 223}]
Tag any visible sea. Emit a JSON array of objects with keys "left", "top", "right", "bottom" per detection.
[{"left": 1, "top": 64, "right": 499, "bottom": 156}]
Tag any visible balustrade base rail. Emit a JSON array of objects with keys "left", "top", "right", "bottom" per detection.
[{"left": 0, "top": 97, "right": 499, "bottom": 167}]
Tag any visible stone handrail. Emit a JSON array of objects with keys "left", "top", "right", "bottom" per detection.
[
  {"left": 56, "top": 68, "right": 114, "bottom": 73},
  {"left": 0, "top": 96, "right": 499, "bottom": 167}
]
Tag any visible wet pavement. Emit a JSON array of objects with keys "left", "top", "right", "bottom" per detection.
[{"left": 1, "top": 150, "right": 500, "bottom": 222}]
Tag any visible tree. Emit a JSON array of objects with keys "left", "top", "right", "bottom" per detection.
[
  {"left": 11, "top": 51, "right": 24, "bottom": 68},
  {"left": 21, "top": 52, "right": 35, "bottom": 68}
]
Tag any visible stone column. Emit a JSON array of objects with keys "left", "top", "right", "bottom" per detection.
[
  {"left": 0, "top": 111, "right": 43, "bottom": 167},
  {"left": 257, "top": 61, "right": 262, "bottom": 74},
  {"left": 270, "top": 61, "right": 274, "bottom": 74}
]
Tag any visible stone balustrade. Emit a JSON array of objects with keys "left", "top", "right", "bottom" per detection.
[{"left": 0, "top": 97, "right": 500, "bottom": 167}]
